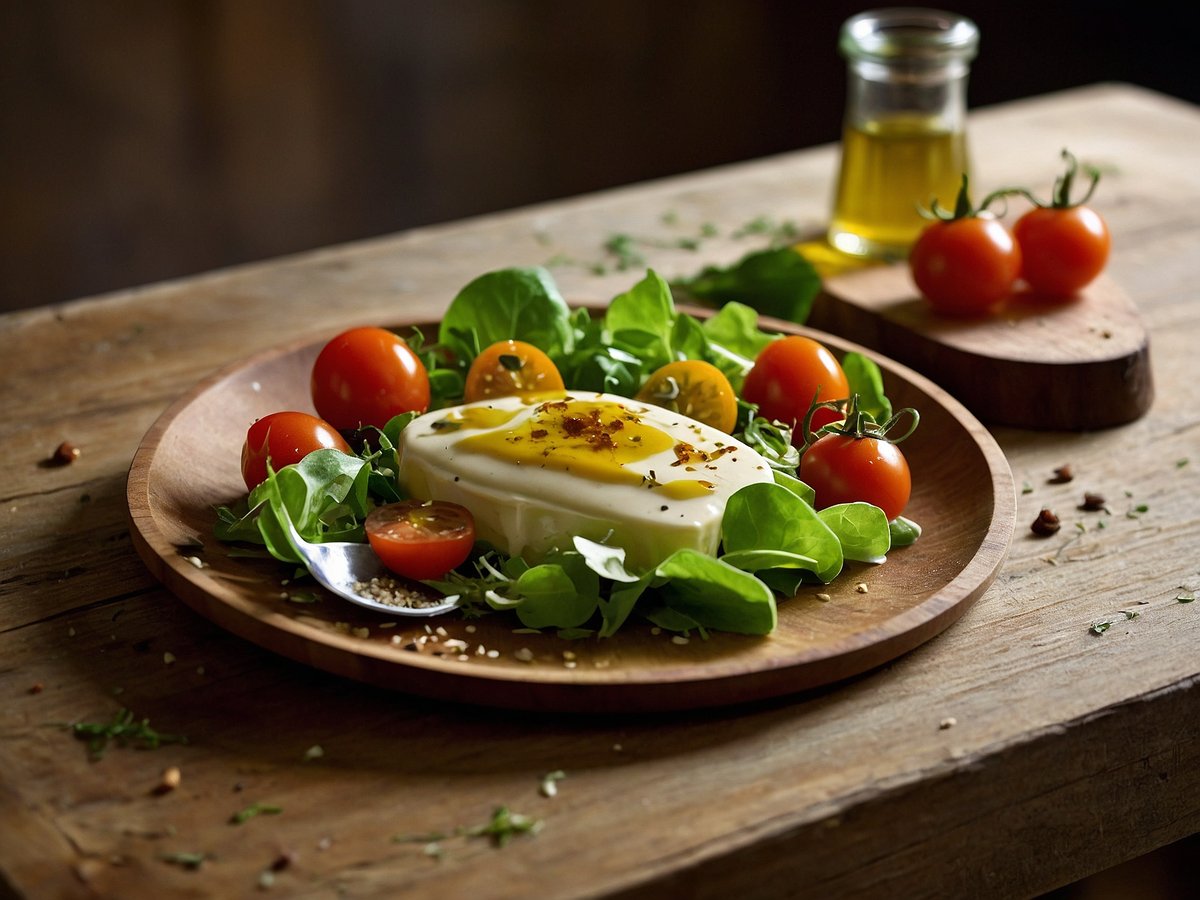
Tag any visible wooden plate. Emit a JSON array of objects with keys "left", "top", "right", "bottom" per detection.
[
  {"left": 127, "top": 311, "right": 1015, "bottom": 713},
  {"left": 810, "top": 264, "right": 1154, "bottom": 430}
]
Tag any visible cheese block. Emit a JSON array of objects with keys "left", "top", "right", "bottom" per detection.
[{"left": 397, "top": 392, "right": 775, "bottom": 570}]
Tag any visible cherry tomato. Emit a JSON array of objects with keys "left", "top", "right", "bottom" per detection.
[
  {"left": 311, "top": 327, "right": 430, "bottom": 431},
  {"left": 240, "top": 411, "right": 350, "bottom": 492},
  {"left": 635, "top": 360, "right": 738, "bottom": 433},
  {"left": 1013, "top": 205, "right": 1110, "bottom": 297},
  {"left": 464, "top": 339, "right": 564, "bottom": 403},
  {"left": 799, "top": 433, "right": 911, "bottom": 521},
  {"left": 741, "top": 336, "right": 850, "bottom": 438},
  {"left": 909, "top": 215, "right": 1021, "bottom": 316},
  {"left": 365, "top": 500, "right": 476, "bottom": 581}
]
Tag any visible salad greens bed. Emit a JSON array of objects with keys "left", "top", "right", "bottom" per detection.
[{"left": 216, "top": 265, "right": 920, "bottom": 638}]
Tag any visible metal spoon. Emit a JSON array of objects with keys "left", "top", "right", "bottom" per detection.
[{"left": 277, "top": 507, "right": 459, "bottom": 618}]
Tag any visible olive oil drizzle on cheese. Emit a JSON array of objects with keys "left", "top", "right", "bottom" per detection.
[{"left": 454, "top": 398, "right": 721, "bottom": 495}]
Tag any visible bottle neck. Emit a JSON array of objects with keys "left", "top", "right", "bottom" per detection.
[{"left": 843, "top": 62, "right": 970, "bottom": 132}]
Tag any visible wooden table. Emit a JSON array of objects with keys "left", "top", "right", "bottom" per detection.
[{"left": 2, "top": 83, "right": 1197, "bottom": 899}]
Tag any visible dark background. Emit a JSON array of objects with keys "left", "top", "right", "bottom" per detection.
[{"left": 1, "top": 0, "right": 1196, "bottom": 313}]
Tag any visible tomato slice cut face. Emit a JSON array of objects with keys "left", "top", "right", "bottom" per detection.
[{"left": 364, "top": 500, "right": 476, "bottom": 581}]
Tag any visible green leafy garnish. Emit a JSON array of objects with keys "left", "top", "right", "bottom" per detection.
[
  {"left": 671, "top": 247, "right": 822, "bottom": 323},
  {"left": 230, "top": 802, "right": 283, "bottom": 825},
  {"left": 63, "top": 708, "right": 187, "bottom": 760},
  {"left": 1090, "top": 610, "right": 1139, "bottom": 635},
  {"left": 465, "top": 806, "right": 543, "bottom": 847}
]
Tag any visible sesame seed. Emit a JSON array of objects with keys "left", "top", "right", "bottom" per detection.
[
  {"left": 855, "top": 583, "right": 869, "bottom": 594},
  {"left": 514, "top": 648, "right": 535, "bottom": 663},
  {"left": 671, "top": 636, "right": 689, "bottom": 645}
]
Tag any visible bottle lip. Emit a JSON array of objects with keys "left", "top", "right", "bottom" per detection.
[{"left": 840, "top": 7, "right": 979, "bottom": 64}]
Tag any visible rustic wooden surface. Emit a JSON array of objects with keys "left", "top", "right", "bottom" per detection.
[{"left": 1, "top": 83, "right": 1197, "bottom": 899}]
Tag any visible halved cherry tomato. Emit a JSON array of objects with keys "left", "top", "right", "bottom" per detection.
[
  {"left": 799, "top": 432, "right": 911, "bottom": 521},
  {"left": 464, "top": 339, "right": 564, "bottom": 402},
  {"left": 240, "top": 411, "right": 350, "bottom": 491},
  {"left": 311, "top": 327, "right": 430, "bottom": 431},
  {"left": 365, "top": 500, "right": 476, "bottom": 581},
  {"left": 635, "top": 360, "right": 738, "bottom": 433},
  {"left": 740, "top": 335, "right": 850, "bottom": 438}
]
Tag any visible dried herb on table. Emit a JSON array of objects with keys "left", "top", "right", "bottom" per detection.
[{"left": 63, "top": 708, "right": 187, "bottom": 760}]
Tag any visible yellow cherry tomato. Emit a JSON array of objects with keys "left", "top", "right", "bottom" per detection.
[
  {"left": 635, "top": 360, "right": 738, "bottom": 433},
  {"left": 464, "top": 340, "right": 565, "bottom": 402}
]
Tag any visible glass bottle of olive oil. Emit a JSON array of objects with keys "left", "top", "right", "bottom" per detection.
[{"left": 827, "top": 9, "right": 979, "bottom": 261}]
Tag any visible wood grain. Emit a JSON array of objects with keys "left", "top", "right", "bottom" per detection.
[
  {"left": 810, "top": 264, "right": 1154, "bottom": 430},
  {"left": 2, "top": 84, "right": 1199, "bottom": 900},
  {"left": 125, "top": 314, "right": 1013, "bottom": 713}
]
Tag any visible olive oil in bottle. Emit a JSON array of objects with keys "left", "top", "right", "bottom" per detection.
[
  {"left": 827, "top": 9, "right": 979, "bottom": 261},
  {"left": 829, "top": 115, "right": 969, "bottom": 259}
]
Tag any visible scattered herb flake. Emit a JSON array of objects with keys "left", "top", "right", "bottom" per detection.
[
  {"left": 230, "top": 802, "right": 283, "bottom": 825},
  {"left": 465, "top": 806, "right": 543, "bottom": 847},
  {"left": 1090, "top": 610, "right": 1140, "bottom": 635},
  {"left": 63, "top": 708, "right": 187, "bottom": 760},
  {"left": 1178, "top": 592, "right": 1196, "bottom": 604},
  {"left": 1126, "top": 503, "right": 1150, "bottom": 519},
  {"left": 539, "top": 770, "right": 567, "bottom": 798},
  {"left": 1176, "top": 458, "right": 1190, "bottom": 468}
]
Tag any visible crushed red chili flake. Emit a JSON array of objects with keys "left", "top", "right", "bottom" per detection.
[{"left": 672, "top": 442, "right": 735, "bottom": 467}]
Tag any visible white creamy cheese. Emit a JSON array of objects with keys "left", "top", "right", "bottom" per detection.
[{"left": 396, "top": 392, "right": 775, "bottom": 571}]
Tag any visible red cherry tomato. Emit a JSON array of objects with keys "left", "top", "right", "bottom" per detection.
[
  {"left": 741, "top": 336, "right": 850, "bottom": 438},
  {"left": 240, "top": 411, "right": 350, "bottom": 491},
  {"left": 365, "top": 500, "right": 476, "bottom": 581},
  {"left": 799, "top": 433, "right": 912, "bottom": 521},
  {"left": 909, "top": 215, "right": 1021, "bottom": 316},
  {"left": 311, "top": 327, "right": 430, "bottom": 431},
  {"left": 1013, "top": 205, "right": 1110, "bottom": 297}
]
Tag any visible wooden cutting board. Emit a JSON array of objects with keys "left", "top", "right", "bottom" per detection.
[{"left": 807, "top": 263, "right": 1154, "bottom": 431}]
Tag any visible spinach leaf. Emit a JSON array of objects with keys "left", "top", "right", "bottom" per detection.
[
  {"left": 720, "top": 482, "right": 843, "bottom": 583},
  {"left": 438, "top": 267, "right": 574, "bottom": 366},
  {"left": 817, "top": 502, "right": 891, "bottom": 563},
  {"left": 672, "top": 247, "right": 822, "bottom": 324},
  {"left": 842, "top": 352, "right": 892, "bottom": 421},
  {"left": 513, "top": 552, "right": 600, "bottom": 629},
  {"left": 655, "top": 550, "right": 777, "bottom": 635}
]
